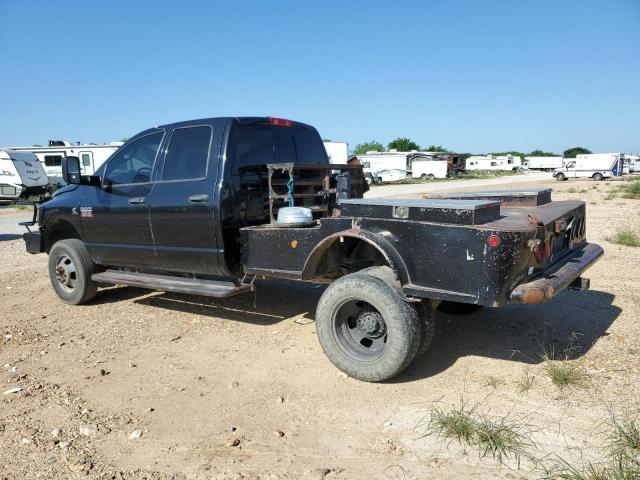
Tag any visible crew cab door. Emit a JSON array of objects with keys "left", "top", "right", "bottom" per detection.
[
  {"left": 148, "top": 123, "right": 221, "bottom": 275},
  {"left": 80, "top": 130, "right": 165, "bottom": 269}
]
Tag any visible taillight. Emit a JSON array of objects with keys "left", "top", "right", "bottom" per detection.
[
  {"left": 534, "top": 246, "right": 544, "bottom": 263},
  {"left": 268, "top": 117, "right": 294, "bottom": 127},
  {"left": 487, "top": 234, "right": 501, "bottom": 247},
  {"left": 544, "top": 239, "right": 551, "bottom": 258}
]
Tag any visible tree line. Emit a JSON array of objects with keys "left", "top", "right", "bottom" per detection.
[{"left": 353, "top": 138, "right": 592, "bottom": 159}]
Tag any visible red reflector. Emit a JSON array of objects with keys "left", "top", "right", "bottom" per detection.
[
  {"left": 268, "top": 117, "right": 294, "bottom": 127},
  {"left": 487, "top": 234, "right": 501, "bottom": 247},
  {"left": 534, "top": 246, "right": 544, "bottom": 263},
  {"left": 544, "top": 240, "right": 551, "bottom": 258}
]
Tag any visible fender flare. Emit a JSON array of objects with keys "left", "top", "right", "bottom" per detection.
[{"left": 301, "top": 228, "right": 410, "bottom": 285}]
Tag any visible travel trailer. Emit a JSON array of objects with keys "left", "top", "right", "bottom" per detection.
[
  {"left": 411, "top": 158, "right": 448, "bottom": 179},
  {"left": 553, "top": 153, "right": 622, "bottom": 181},
  {"left": 465, "top": 155, "right": 522, "bottom": 172},
  {"left": 524, "top": 156, "right": 564, "bottom": 171},
  {"left": 0, "top": 149, "right": 48, "bottom": 200},
  {"left": 9, "top": 140, "right": 122, "bottom": 187},
  {"left": 323, "top": 141, "right": 349, "bottom": 164},
  {"left": 357, "top": 151, "right": 454, "bottom": 183}
]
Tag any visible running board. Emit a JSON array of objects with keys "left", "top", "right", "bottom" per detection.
[{"left": 91, "top": 270, "right": 252, "bottom": 298}]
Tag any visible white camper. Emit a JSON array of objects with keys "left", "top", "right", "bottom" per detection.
[
  {"left": 553, "top": 153, "right": 622, "bottom": 181},
  {"left": 323, "top": 141, "right": 349, "bottom": 164},
  {"left": 627, "top": 155, "right": 639, "bottom": 173},
  {"left": 9, "top": 141, "right": 122, "bottom": 187},
  {"left": 524, "top": 156, "right": 564, "bottom": 171},
  {"left": 465, "top": 155, "right": 522, "bottom": 172},
  {"left": 0, "top": 149, "right": 48, "bottom": 200},
  {"left": 357, "top": 151, "right": 410, "bottom": 184},
  {"left": 411, "top": 159, "right": 448, "bottom": 180}
]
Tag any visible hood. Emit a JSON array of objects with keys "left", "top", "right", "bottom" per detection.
[{"left": 51, "top": 183, "right": 79, "bottom": 198}]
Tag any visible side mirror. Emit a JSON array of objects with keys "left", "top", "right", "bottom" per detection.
[
  {"left": 62, "top": 156, "right": 81, "bottom": 184},
  {"left": 62, "top": 156, "right": 101, "bottom": 186}
]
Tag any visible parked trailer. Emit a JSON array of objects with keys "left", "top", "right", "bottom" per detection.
[
  {"left": 553, "top": 153, "right": 622, "bottom": 181},
  {"left": 411, "top": 159, "right": 448, "bottom": 179},
  {"left": 0, "top": 149, "right": 48, "bottom": 200},
  {"left": 627, "top": 155, "right": 638, "bottom": 173},
  {"left": 8, "top": 141, "right": 122, "bottom": 188},
  {"left": 357, "top": 151, "right": 410, "bottom": 184},
  {"left": 323, "top": 141, "right": 349, "bottom": 164},
  {"left": 524, "top": 156, "right": 564, "bottom": 171},
  {"left": 465, "top": 155, "right": 522, "bottom": 172}
]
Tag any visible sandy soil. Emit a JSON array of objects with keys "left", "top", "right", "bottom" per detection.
[{"left": 1, "top": 178, "right": 639, "bottom": 479}]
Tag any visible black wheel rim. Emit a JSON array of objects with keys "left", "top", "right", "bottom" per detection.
[{"left": 331, "top": 299, "right": 388, "bottom": 361}]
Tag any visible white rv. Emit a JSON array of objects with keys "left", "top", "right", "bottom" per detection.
[
  {"left": 0, "top": 149, "right": 48, "bottom": 200},
  {"left": 553, "top": 153, "right": 622, "bottom": 181},
  {"left": 411, "top": 159, "right": 448, "bottom": 180},
  {"left": 323, "top": 141, "right": 349, "bottom": 164},
  {"left": 524, "top": 156, "right": 564, "bottom": 171},
  {"left": 8, "top": 141, "right": 122, "bottom": 187},
  {"left": 626, "top": 155, "right": 638, "bottom": 173},
  {"left": 357, "top": 151, "right": 410, "bottom": 184},
  {"left": 465, "top": 155, "right": 522, "bottom": 172}
]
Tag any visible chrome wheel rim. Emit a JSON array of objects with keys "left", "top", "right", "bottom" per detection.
[{"left": 55, "top": 255, "right": 77, "bottom": 292}]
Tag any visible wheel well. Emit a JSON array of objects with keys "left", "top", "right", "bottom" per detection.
[
  {"left": 44, "top": 220, "right": 81, "bottom": 253},
  {"left": 302, "top": 231, "right": 408, "bottom": 286}
]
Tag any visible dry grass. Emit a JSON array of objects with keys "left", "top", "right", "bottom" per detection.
[
  {"left": 542, "top": 413, "right": 640, "bottom": 479},
  {"left": 541, "top": 348, "right": 590, "bottom": 389},
  {"left": 516, "top": 367, "right": 535, "bottom": 392}
]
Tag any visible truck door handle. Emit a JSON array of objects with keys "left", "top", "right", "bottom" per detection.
[
  {"left": 128, "top": 196, "right": 146, "bottom": 205},
  {"left": 188, "top": 194, "right": 209, "bottom": 203}
]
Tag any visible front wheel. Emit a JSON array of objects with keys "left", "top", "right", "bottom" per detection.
[
  {"left": 315, "top": 272, "right": 421, "bottom": 382},
  {"left": 48, "top": 239, "right": 98, "bottom": 305},
  {"left": 556, "top": 173, "right": 566, "bottom": 181},
  {"left": 593, "top": 172, "right": 604, "bottom": 181}
]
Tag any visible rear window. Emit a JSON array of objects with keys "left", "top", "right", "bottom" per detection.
[{"left": 229, "top": 122, "right": 327, "bottom": 169}]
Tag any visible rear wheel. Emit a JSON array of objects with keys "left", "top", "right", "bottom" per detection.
[
  {"left": 556, "top": 173, "right": 566, "bottom": 181},
  {"left": 593, "top": 172, "right": 604, "bottom": 181},
  {"left": 374, "top": 177, "right": 382, "bottom": 185},
  {"left": 48, "top": 239, "right": 98, "bottom": 305},
  {"left": 438, "top": 301, "right": 483, "bottom": 315},
  {"left": 315, "top": 270, "right": 421, "bottom": 382}
]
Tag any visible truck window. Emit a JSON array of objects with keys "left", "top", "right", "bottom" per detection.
[
  {"left": 103, "top": 132, "right": 163, "bottom": 185},
  {"left": 44, "top": 155, "right": 63, "bottom": 167},
  {"left": 81, "top": 153, "right": 92, "bottom": 167},
  {"left": 162, "top": 125, "right": 212, "bottom": 181},
  {"left": 229, "top": 123, "right": 327, "bottom": 169}
]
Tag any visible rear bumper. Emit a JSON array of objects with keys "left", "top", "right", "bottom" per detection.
[
  {"left": 23, "top": 230, "right": 44, "bottom": 254},
  {"left": 509, "top": 243, "right": 603, "bottom": 304}
]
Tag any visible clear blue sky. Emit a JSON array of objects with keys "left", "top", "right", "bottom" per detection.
[{"left": 1, "top": 0, "right": 638, "bottom": 154}]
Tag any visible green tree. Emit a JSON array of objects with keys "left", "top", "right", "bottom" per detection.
[
  {"left": 563, "top": 147, "right": 592, "bottom": 158},
  {"left": 353, "top": 141, "right": 384, "bottom": 155},
  {"left": 422, "top": 145, "right": 448, "bottom": 152},
  {"left": 528, "top": 149, "right": 559, "bottom": 157},
  {"left": 489, "top": 151, "right": 525, "bottom": 158},
  {"left": 120, "top": 137, "right": 129, "bottom": 142},
  {"left": 388, "top": 137, "right": 420, "bottom": 151}
]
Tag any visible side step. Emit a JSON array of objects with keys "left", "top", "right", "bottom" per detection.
[{"left": 92, "top": 270, "right": 252, "bottom": 298}]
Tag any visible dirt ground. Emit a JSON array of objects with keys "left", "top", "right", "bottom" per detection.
[{"left": 1, "top": 178, "right": 639, "bottom": 479}]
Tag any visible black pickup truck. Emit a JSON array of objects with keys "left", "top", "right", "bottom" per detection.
[{"left": 23, "top": 116, "right": 603, "bottom": 382}]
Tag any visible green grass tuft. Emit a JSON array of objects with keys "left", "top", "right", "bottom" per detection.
[
  {"left": 616, "top": 180, "right": 640, "bottom": 199},
  {"left": 608, "top": 230, "right": 640, "bottom": 247},
  {"left": 418, "top": 402, "right": 534, "bottom": 466},
  {"left": 542, "top": 352, "right": 590, "bottom": 389}
]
